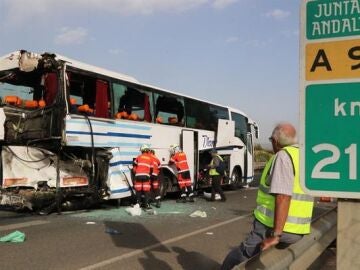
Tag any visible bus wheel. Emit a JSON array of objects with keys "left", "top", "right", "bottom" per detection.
[
  {"left": 229, "top": 169, "right": 241, "bottom": 190},
  {"left": 159, "top": 175, "right": 172, "bottom": 199}
]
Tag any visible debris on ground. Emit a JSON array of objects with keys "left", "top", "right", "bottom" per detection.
[
  {"left": 146, "top": 209, "right": 157, "bottom": 215},
  {"left": 0, "top": 230, "right": 26, "bottom": 243},
  {"left": 105, "top": 228, "right": 121, "bottom": 235},
  {"left": 203, "top": 192, "right": 221, "bottom": 200},
  {"left": 125, "top": 204, "right": 142, "bottom": 216},
  {"left": 189, "top": 210, "right": 207, "bottom": 218}
]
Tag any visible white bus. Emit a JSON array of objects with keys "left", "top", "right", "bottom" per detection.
[{"left": 0, "top": 50, "right": 258, "bottom": 212}]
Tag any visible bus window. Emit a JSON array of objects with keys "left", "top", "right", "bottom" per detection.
[
  {"left": 154, "top": 93, "right": 184, "bottom": 126},
  {"left": 185, "top": 98, "right": 228, "bottom": 131},
  {"left": 67, "top": 72, "right": 110, "bottom": 118},
  {"left": 0, "top": 83, "right": 34, "bottom": 106},
  {"left": 113, "top": 83, "right": 153, "bottom": 122},
  {"left": 0, "top": 72, "right": 57, "bottom": 109},
  {"left": 231, "top": 112, "right": 248, "bottom": 144}
]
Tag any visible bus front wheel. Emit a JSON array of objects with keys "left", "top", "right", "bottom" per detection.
[{"left": 229, "top": 169, "right": 241, "bottom": 190}]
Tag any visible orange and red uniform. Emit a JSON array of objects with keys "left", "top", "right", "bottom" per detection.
[
  {"left": 150, "top": 153, "right": 161, "bottom": 190},
  {"left": 170, "top": 151, "right": 191, "bottom": 188},
  {"left": 133, "top": 153, "right": 153, "bottom": 192}
]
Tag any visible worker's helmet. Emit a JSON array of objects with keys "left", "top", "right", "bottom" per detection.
[
  {"left": 140, "top": 144, "right": 150, "bottom": 153},
  {"left": 169, "top": 144, "right": 180, "bottom": 155}
]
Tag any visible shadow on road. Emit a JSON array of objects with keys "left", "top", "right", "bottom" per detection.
[
  {"left": 104, "top": 220, "right": 172, "bottom": 268},
  {"left": 138, "top": 250, "right": 172, "bottom": 270},
  {"left": 104, "top": 220, "right": 170, "bottom": 251},
  {"left": 172, "top": 246, "right": 220, "bottom": 270}
]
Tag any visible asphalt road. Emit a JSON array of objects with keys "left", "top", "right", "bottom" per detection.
[
  {"left": 0, "top": 178, "right": 335, "bottom": 270},
  {"left": 0, "top": 187, "right": 259, "bottom": 270}
]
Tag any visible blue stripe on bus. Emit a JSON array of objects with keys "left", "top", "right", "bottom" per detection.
[
  {"left": 110, "top": 160, "right": 133, "bottom": 166},
  {"left": 66, "top": 131, "right": 151, "bottom": 139},
  {"left": 111, "top": 188, "right": 131, "bottom": 194},
  {"left": 66, "top": 119, "right": 151, "bottom": 130}
]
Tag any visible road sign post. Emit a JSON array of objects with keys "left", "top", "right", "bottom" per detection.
[{"left": 300, "top": 1, "right": 360, "bottom": 268}]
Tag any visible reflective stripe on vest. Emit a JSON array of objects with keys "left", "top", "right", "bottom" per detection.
[
  {"left": 209, "top": 155, "right": 223, "bottom": 176},
  {"left": 254, "top": 146, "right": 314, "bottom": 234}
]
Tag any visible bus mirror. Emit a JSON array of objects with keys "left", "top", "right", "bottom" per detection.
[{"left": 251, "top": 125, "right": 259, "bottom": 139}]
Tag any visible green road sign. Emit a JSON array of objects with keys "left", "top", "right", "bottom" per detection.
[
  {"left": 305, "top": 83, "right": 360, "bottom": 196},
  {"left": 301, "top": 0, "right": 360, "bottom": 198},
  {"left": 307, "top": 0, "right": 360, "bottom": 39}
]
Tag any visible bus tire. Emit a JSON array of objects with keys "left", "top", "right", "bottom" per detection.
[
  {"left": 229, "top": 168, "right": 242, "bottom": 190},
  {"left": 159, "top": 175, "right": 172, "bottom": 199}
]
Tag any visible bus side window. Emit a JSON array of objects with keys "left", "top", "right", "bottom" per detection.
[
  {"left": 67, "top": 72, "right": 97, "bottom": 116},
  {"left": 155, "top": 95, "right": 184, "bottom": 126},
  {"left": 115, "top": 86, "right": 152, "bottom": 122}
]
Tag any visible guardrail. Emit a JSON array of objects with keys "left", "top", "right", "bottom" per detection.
[
  {"left": 254, "top": 162, "right": 266, "bottom": 170},
  {"left": 235, "top": 207, "right": 337, "bottom": 270}
]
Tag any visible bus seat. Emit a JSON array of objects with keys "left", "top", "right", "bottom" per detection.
[
  {"left": 115, "top": 111, "right": 129, "bottom": 119},
  {"left": 168, "top": 117, "right": 178, "bottom": 124},
  {"left": 24, "top": 100, "right": 38, "bottom": 109},
  {"left": 4, "top": 96, "right": 22, "bottom": 106},
  {"left": 156, "top": 116, "right": 163, "bottom": 123},
  {"left": 70, "top": 98, "right": 77, "bottom": 105},
  {"left": 78, "top": 104, "right": 94, "bottom": 114},
  {"left": 128, "top": 113, "right": 139, "bottom": 121},
  {"left": 38, "top": 99, "right": 46, "bottom": 108}
]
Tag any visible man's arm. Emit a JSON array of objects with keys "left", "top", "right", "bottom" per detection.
[{"left": 261, "top": 194, "right": 291, "bottom": 250}]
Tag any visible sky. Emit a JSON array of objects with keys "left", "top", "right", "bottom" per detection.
[{"left": 0, "top": 0, "right": 301, "bottom": 147}]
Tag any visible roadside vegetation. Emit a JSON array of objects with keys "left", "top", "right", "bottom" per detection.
[{"left": 254, "top": 143, "right": 273, "bottom": 162}]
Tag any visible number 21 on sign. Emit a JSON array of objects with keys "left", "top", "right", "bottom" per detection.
[{"left": 311, "top": 143, "right": 357, "bottom": 180}]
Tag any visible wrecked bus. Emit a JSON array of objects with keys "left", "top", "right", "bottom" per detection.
[{"left": 0, "top": 50, "right": 259, "bottom": 213}]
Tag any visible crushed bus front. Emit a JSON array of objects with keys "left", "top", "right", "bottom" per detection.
[{"left": 0, "top": 50, "right": 127, "bottom": 213}]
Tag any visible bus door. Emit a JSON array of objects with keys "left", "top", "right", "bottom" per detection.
[
  {"left": 181, "top": 130, "right": 198, "bottom": 185},
  {"left": 245, "top": 132, "right": 254, "bottom": 183}
]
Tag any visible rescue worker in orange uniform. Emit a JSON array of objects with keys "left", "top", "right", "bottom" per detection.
[
  {"left": 169, "top": 144, "right": 195, "bottom": 203},
  {"left": 133, "top": 144, "right": 153, "bottom": 210},
  {"left": 150, "top": 149, "right": 161, "bottom": 208}
]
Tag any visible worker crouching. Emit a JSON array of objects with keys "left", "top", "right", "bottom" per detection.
[{"left": 133, "top": 144, "right": 153, "bottom": 210}]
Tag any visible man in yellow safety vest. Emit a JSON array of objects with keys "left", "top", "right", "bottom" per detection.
[{"left": 221, "top": 122, "right": 314, "bottom": 270}]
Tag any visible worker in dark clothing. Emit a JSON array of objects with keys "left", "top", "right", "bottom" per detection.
[
  {"left": 150, "top": 149, "right": 161, "bottom": 208},
  {"left": 133, "top": 144, "right": 153, "bottom": 210},
  {"left": 208, "top": 149, "right": 226, "bottom": 202},
  {"left": 169, "top": 144, "right": 194, "bottom": 203}
]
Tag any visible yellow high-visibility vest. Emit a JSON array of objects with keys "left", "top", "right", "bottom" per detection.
[
  {"left": 254, "top": 146, "right": 314, "bottom": 234},
  {"left": 209, "top": 155, "right": 223, "bottom": 176}
]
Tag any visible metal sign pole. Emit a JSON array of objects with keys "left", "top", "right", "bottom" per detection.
[{"left": 337, "top": 199, "right": 360, "bottom": 269}]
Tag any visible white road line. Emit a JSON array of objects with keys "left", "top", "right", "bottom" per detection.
[
  {"left": 79, "top": 213, "right": 252, "bottom": 270},
  {"left": 0, "top": 220, "right": 50, "bottom": 232}
]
